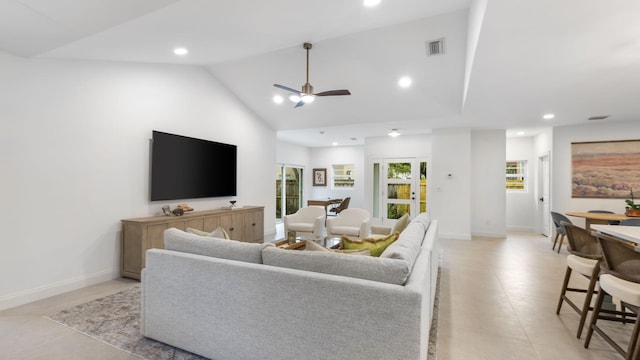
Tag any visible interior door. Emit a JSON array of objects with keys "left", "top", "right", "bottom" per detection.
[{"left": 539, "top": 154, "right": 551, "bottom": 236}]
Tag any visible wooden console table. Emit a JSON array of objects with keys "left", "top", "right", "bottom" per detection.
[{"left": 121, "top": 206, "right": 264, "bottom": 279}]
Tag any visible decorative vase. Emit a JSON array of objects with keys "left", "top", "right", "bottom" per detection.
[{"left": 625, "top": 208, "right": 640, "bottom": 217}]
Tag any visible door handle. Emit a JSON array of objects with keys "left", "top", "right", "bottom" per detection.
[{"left": 539, "top": 197, "right": 544, "bottom": 202}]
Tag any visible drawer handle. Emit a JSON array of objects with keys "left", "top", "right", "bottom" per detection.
[
  {"left": 229, "top": 227, "right": 234, "bottom": 231},
  {"left": 252, "top": 223, "right": 256, "bottom": 227}
]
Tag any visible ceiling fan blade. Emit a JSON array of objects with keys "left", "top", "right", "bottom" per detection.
[
  {"left": 274, "top": 84, "right": 301, "bottom": 94},
  {"left": 314, "top": 89, "right": 351, "bottom": 96},
  {"left": 293, "top": 100, "right": 305, "bottom": 108}
]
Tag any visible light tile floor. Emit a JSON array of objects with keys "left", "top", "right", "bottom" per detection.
[
  {"left": 0, "top": 231, "right": 632, "bottom": 359},
  {"left": 437, "top": 232, "right": 630, "bottom": 360}
]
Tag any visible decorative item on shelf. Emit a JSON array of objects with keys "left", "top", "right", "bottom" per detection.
[
  {"left": 625, "top": 188, "right": 640, "bottom": 217},
  {"left": 172, "top": 208, "right": 184, "bottom": 216},
  {"left": 162, "top": 205, "right": 171, "bottom": 216},
  {"left": 229, "top": 200, "right": 237, "bottom": 210},
  {"left": 176, "top": 203, "right": 193, "bottom": 212}
]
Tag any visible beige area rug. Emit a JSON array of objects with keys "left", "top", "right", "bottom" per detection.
[
  {"left": 46, "top": 272, "right": 441, "bottom": 360},
  {"left": 46, "top": 285, "right": 207, "bottom": 360}
]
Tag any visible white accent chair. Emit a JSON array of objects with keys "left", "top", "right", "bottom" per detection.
[
  {"left": 326, "top": 208, "right": 371, "bottom": 239},
  {"left": 284, "top": 206, "right": 326, "bottom": 239}
]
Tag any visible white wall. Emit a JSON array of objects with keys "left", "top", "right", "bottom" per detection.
[
  {"left": 506, "top": 136, "right": 536, "bottom": 231},
  {"left": 309, "top": 146, "right": 365, "bottom": 208},
  {"left": 431, "top": 128, "right": 472, "bottom": 240},
  {"left": 471, "top": 130, "right": 506, "bottom": 237},
  {"left": 552, "top": 120, "right": 640, "bottom": 228},
  {"left": 0, "top": 52, "right": 275, "bottom": 310}
]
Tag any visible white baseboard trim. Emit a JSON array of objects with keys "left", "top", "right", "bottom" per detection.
[
  {"left": 440, "top": 232, "right": 472, "bottom": 241},
  {"left": 471, "top": 231, "right": 507, "bottom": 238},
  {"left": 0, "top": 269, "right": 116, "bottom": 311},
  {"left": 506, "top": 226, "right": 535, "bottom": 232}
]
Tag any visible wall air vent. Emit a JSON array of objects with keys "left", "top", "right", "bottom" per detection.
[
  {"left": 587, "top": 115, "right": 610, "bottom": 121},
  {"left": 426, "top": 38, "right": 445, "bottom": 56}
]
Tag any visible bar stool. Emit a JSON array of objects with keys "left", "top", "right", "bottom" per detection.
[
  {"left": 584, "top": 232, "right": 640, "bottom": 359},
  {"left": 556, "top": 222, "right": 601, "bottom": 338},
  {"left": 551, "top": 211, "right": 573, "bottom": 253}
]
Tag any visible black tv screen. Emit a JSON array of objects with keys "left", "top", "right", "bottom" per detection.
[{"left": 151, "top": 131, "right": 237, "bottom": 201}]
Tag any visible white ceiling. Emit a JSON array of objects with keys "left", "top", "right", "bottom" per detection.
[{"left": 2, "top": 0, "right": 639, "bottom": 147}]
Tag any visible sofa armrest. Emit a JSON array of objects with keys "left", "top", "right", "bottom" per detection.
[
  {"left": 360, "top": 218, "right": 371, "bottom": 237},
  {"left": 313, "top": 214, "right": 324, "bottom": 237}
]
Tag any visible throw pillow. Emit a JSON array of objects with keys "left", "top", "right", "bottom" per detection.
[
  {"left": 340, "top": 232, "right": 399, "bottom": 257},
  {"left": 391, "top": 213, "right": 410, "bottom": 234},
  {"left": 186, "top": 226, "right": 230, "bottom": 240},
  {"left": 304, "top": 240, "right": 371, "bottom": 255}
]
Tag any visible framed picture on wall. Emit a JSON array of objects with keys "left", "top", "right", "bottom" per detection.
[
  {"left": 572, "top": 139, "right": 640, "bottom": 198},
  {"left": 313, "top": 168, "right": 327, "bottom": 186}
]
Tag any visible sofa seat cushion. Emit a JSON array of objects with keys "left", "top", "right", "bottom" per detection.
[
  {"left": 287, "top": 222, "right": 315, "bottom": 232},
  {"left": 329, "top": 225, "right": 361, "bottom": 237},
  {"left": 340, "top": 232, "right": 399, "bottom": 257},
  {"left": 164, "top": 228, "right": 273, "bottom": 264},
  {"left": 262, "top": 246, "right": 410, "bottom": 285}
]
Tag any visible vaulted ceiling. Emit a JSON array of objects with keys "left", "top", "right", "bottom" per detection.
[{"left": 2, "top": 0, "right": 639, "bottom": 146}]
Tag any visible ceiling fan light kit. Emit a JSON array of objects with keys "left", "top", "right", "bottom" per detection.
[{"left": 274, "top": 42, "right": 351, "bottom": 108}]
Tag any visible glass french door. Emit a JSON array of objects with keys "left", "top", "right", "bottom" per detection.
[
  {"left": 372, "top": 158, "right": 427, "bottom": 222},
  {"left": 275, "top": 165, "right": 303, "bottom": 221}
]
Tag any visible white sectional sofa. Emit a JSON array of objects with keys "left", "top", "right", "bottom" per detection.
[{"left": 140, "top": 212, "right": 439, "bottom": 360}]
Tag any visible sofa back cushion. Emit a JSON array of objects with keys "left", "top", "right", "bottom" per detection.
[
  {"left": 380, "top": 219, "right": 427, "bottom": 272},
  {"left": 411, "top": 212, "right": 431, "bottom": 230},
  {"left": 262, "top": 247, "right": 410, "bottom": 285},
  {"left": 164, "top": 228, "right": 273, "bottom": 264}
]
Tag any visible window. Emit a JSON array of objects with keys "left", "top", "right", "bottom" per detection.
[
  {"left": 506, "top": 161, "right": 526, "bottom": 190},
  {"left": 332, "top": 164, "right": 354, "bottom": 188}
]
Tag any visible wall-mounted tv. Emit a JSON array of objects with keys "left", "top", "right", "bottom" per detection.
[{"left": 151, "top": 131, "right": 237, "bottom": 201}]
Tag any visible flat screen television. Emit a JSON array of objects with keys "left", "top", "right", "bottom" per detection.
[{"left": 151, "top": 131, "right": 237, "bottom": 201}]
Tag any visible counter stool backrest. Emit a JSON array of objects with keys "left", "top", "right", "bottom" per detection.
[
  {"left": 595, "top": 233, "right": 640, "bottom": 281},
  {"left": 562, "top": 222, "right": 600, "bottom": 259}
]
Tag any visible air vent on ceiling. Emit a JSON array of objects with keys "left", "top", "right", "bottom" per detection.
[
  {"left": 426, "top": 38, "right": 445, "bottom": 56},
  {"left": 587, "top": 115, "right": 610, "bottom": 121}
]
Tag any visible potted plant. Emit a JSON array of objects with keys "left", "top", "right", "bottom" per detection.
[{"left": 625, "top": 188, "right": 640, "bottom": 217}]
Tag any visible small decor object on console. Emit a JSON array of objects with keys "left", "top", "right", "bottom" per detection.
[
  {"left": 176, "top": 203, "right": 193, "bottom": 212},
  {"left": 229, "top": 200, "right": 237, "bottom": 209},
  {"left": 172, "top": 208, "right": 184, "bottom": 216},
  {"left": 287, "top": 231, "right": 296, "bottom": 245},
  {"left": 162, "top": 205, "right": 171, "bottom": 216},
  {"left": 625, "top": 188, "right": 640, "bottom": 217}
]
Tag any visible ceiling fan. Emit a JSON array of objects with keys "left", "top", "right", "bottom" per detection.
[{"left": 274, "top": 42, "right": 351, "bottom": 108}]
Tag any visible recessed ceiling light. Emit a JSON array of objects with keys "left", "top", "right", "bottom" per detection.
[
  {"left": 398, "top": 76, "right": 412, "bottom": 88},
  {"left": 273, "top": 95, "right": 283, "bottom": 104},
  {"left": 173, "top": 47, "right": 188, "bottom": 56},
  {"left": 517, "top": 131, "right": 525, "bottom": 136},
  {"left": 332, "top": 141, "right": 338, "bottom": 146},
  {"left": 543, "top": 113, "right": 555, "bottom": 120},
  {"left": 364, "top": 0, "right": 381, "bottom": 7},
  {"left": 388, "top": 129, "right": 401, "bottom": 137}
]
